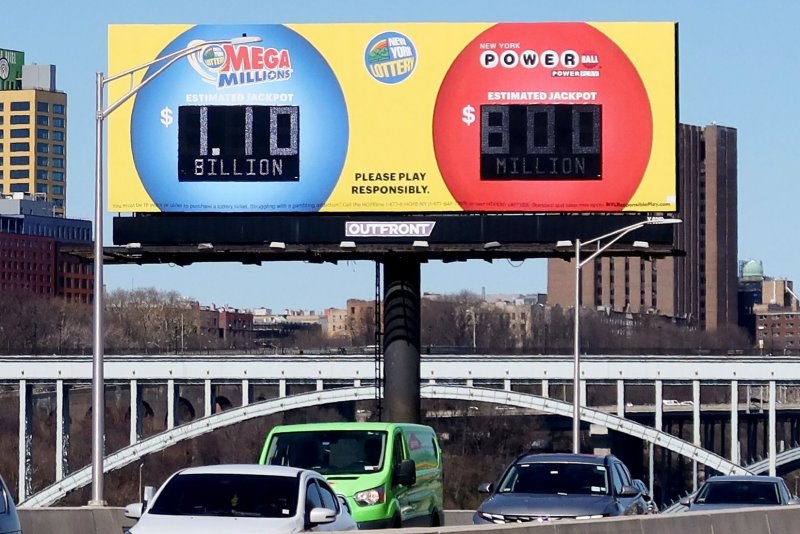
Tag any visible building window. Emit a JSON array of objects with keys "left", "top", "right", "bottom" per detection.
[
  {"left": 10, "top": 102, "right": 31, "bottom": 111},
  {"left": 36, "top": 184, "right": 48, "bottom": 193},
  {"left": 53, "top": 117, "right": 65, "bottom": 128},
  {"left": 36, "top": 156, "right": 48, "bottom": 166},
  {"left": 53, "top": 198, "right": 63, "bottom": 207},
  {"left": 10, "top": 128, "right": 30, "bottom": 138},
  {"left": 52, "top": 171, "right": 64, "bottom": 182},
  {"left": 10, "top": 115, "right": 30, "bottom": 125},
  {"left": 37, "top": 102, "right": 49, "bottom": 112},
  {"left": 10, "top": 183, "right": 29, "bottom": 193},
  {"left": 0, "top": 116, "right": 3, "bottom": 125},
  {"left": 10, "top": 142, "right": 29, "bottom": 151},
  {"left": 52, "top": 131, "right": 64, "bottom": 141},
  {"left": 37, "top": 142, "right": 48, "bottom": 153},
  {"left": 36, "top": 170, "right": 48, "bottom": 180},
  {"left": 52, "top": 144, "right": 63, "bottom": 154},
  {"left": 0, "top": 156, "right": 3, "bottom": 165},
  {"left": 53, "top": 103, "right": 64, "bottom": 114},
  {"left": 10, "top": 170, "right": 29, "bottom": 179},
  {"left": 37, "top": 129, "right": 48, "bottom": 139},
  {"left": 52, "top": 185, "right": 64, "bottom": 195},
  {"left": 36, "top": 115, "right": 49, "bottom": 126},
  {"left": 10, "top": 156, "right": 29, "bottom": 165},
  {"left": 52, "top": 158, "right": 64, "bottom": 168}
]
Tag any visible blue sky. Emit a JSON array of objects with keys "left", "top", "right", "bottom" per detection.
[{"left": 3, "top": 1, "right": 794, "bottom": 312}]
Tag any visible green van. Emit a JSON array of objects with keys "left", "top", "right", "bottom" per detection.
[{"left": 258, "top": 422, "right": 444, "bottom": 529}]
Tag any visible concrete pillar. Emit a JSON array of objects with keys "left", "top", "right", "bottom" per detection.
[
  {"left": 541, "top": 379, "right": 549, "bottom": 398},
  {"left": 654, "top": 380, "right": 663, "bottom": 431},
  {"left": 316, "top": 379, "right": 324, "bottom": 392},
  {"left": 242, "top": 379, "right": 250, "bottom": 406},
  {"left": 279, "top": 379, "right": 287, "bottom": 398},
  {"left": 56, "top": 379, "right": 70, "bottom": 481},
  {"left": 580, "top": 380, "right": 587, "bottom": 407},
  {"left": 693, "top": 379, "right": 700, "bottom": 490},
  {"left": 383, "top": 259, "right": 421, "bottom": 423},
  {"left": 167, "top": 379, "right": 176, "bottom": 430},
  {"left": 130, "top": 380, "right": 142, "bottom": 445},
  {"left": 730, "top": 380, "right": 738, "bottom": 463},
  {"left": 616, "top": 379, "right": 625, "bottom": 417},
  {"left": 205, "top": 379, "right": 212, "bottom": 417},
  {"left": 769, "top": 380, "right": 777, "bottom": 476},
  {"left": 18, "top": 379, "right": 32, "bottom": 503}
]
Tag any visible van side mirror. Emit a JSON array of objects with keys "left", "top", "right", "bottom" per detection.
[
  {"left": 143, "top": 485, "right": 156, "bottom": 509},
  {"left": 679, "top": 496, "right": 692, "bottom": 507},
  {"left": 394, "top": 459, "right": 416, "bottom": 486}
]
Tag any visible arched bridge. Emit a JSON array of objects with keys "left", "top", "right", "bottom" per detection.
[{"left": 20, "top": 385, "right": 750, "bottom": 507}]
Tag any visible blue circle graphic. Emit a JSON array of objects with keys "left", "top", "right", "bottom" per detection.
[
  {"left": 130, "top": 24, "right": 348, "bottom": 212},
  {"left": 364, "top": 31, "right": 417, "bottom": 84}
]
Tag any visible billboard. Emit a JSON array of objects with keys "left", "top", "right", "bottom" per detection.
[
  {"left": 0, "top": 48, "right": 24, "bottom": 90},
  {"left": 108, "top": 23, "right": 677, "bottom": 214}
]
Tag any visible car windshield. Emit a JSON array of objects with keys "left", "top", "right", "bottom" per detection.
[
  {"left": 696, "top": 481, "right": 780, "bottom": 505},
  {"left": 266, "top": 430, "right": 387, "bottom": 475},
  {"left": 148, "top": 473, "right": 299, "bottom": 517},
  {"left": 497, "top": 462, "right": 609, "bottom": 496}
]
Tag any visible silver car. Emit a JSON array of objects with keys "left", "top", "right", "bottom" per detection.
[
  {"left": 680, "top": 475, "right": 800, "bottom": 511},
  {"left": 0, "top": 475, "right": 22, "bottom": 534},
  {"left": 125, "top": 464, "right": 358, "bottom": 534},
  {"left": 473, "top": 453, "right": 647, "bottom": 524}
]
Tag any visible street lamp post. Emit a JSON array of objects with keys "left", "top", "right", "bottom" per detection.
[
  {"left": 89, "top": 35, "right": 261, "bottom": 506},
  {"left": 563, "top": 217, "right": 681, "bottom": 454}
]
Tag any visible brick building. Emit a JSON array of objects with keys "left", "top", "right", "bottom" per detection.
[{"left": 547, "top": 123, "right": 738, "bottom": 331}]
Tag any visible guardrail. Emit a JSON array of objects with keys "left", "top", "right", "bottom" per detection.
[{"left": 18, "top": 506, "right": 800, "bottom": 534}]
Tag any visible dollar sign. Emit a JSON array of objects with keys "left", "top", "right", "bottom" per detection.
[
  {"left": 462, "top": 105, "right": 476, "bottom": 126},
  {"left": 160, "top": 107, "right": 173, "bottom": 127}
]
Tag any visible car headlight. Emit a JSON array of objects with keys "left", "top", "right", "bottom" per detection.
[
  {"left": 477, "top": 511, "right": 506, "bottom": 524},
  {"left": 354, "top": 485, "right": 385, "bottom": 506}
]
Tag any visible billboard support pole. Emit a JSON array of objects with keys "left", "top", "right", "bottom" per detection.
[
  {"left": 89, "top": 35, "right": 261, "bottom": 507},
  {"left": 383, "top": 259, "right": 421, "bottom": 423}
]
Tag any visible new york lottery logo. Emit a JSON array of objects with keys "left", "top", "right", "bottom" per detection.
[{"left": 364, "top": 31, "right": 417, "bottom": 84}]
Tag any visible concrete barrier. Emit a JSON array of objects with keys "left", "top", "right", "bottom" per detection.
[
  {"left": 16, "top": 505, "right": 800, "bottom": 534},
  {"left": 18, "top": 507, "right": 134, "bottom": 534}
]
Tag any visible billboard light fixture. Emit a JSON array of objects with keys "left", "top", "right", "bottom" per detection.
[
  {"left": 633, "top": 240, "right": 649, "bottom": 248},
  {"left": 269, "top": 241, "right": 286, "bottom": 250},
  {"left": 125, "top": 242, "right": 142, "bottom": 249},
  {"left": 339, "top": 241, "right": 357, "bottom": 249},
  {"left": 413, "top": 240, "right": 429, "bottom": 249},
  {"left": 483, "top": 241, "right": 501, "bottom": 249},
  {"left": 197, "top": 243, "right": 214, "bottom": 250}
]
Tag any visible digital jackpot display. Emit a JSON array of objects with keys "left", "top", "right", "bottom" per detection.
[
  {"left": 108, "top": 22, "right": 677, "bottom": 214},
  {"left": 177, "top": 105, "right": 300, "bottom": 182},
  {"left": 480, "top": 104, "right": 602, "bottom": 180}
]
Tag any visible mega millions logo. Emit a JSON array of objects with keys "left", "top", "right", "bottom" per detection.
[
  {"left": 187, "top": 40, "right": 293, "bottom": 88},
  {"left": 364, "top": 31, "right": 417, "bottom": 84}
]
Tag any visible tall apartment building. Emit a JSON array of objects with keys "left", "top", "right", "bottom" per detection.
[
  {"left": 0, "top": 57, "right": 67, "bottom": 216},
  {"left": 547, "top": 123, "right": 738, "bottom": 331}
]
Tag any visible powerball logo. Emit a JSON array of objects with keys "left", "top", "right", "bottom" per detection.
[
  {"left": 187, "top": 40, "right": 293, "bottom": 88},
  {"left": 364, "top": 31, "right": 417, "bottom": 84}
]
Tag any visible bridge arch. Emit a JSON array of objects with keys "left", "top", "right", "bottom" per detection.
[{"left": 20, "top": 385, "right": 751, "bottom": 507}]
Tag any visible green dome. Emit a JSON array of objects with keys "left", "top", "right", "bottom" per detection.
[{"left": 741, "top": 259, "right": 764, "bottom": 278}]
